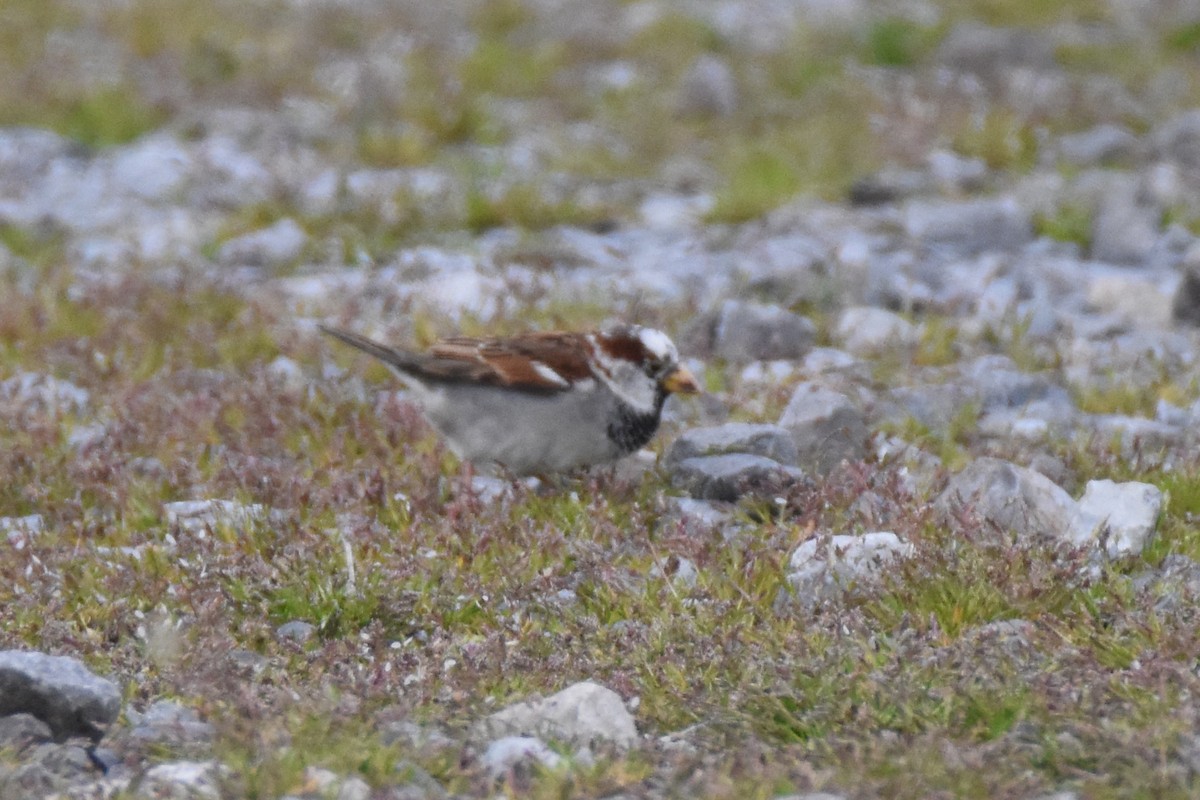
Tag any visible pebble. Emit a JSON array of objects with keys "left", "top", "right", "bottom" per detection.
[
  {"left": 778, "top": 382, "right": 869, "bottom": 475},
  {"left": 474, "top": 680, "right": 638, "bottom": 749},
  {"left": 787, "top": 532, "right": 914, "bottom": 608}
]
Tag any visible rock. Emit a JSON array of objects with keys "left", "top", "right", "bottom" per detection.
[
  {"left": 935, "top": 457, "right": 1076, "bottom": 541},
  {"left": 1065, "top": 480, "right": 1162, "bottom": 558},
  {"left": 786, "top": 532, "right": 914, "bottom": 608},
  {"left": 134, "top": 761, "right": 227, "bottom": 799},
  {"left": 675, "top": 55, "right": 738, "bottom": 117},
  {"left": 164, "top": 500, "right": 268, "bottom": 534},
  {"left": 670, "top": 454, "right": 804, "bottom": 502},
  {"left": 480, "top": 736, "right": 563, "bottom": 777},
  {"left": 833, "top": 307, "right": 920, "bottom": 356},
  {"left": 873, "top": 435, "right": 945, "bottom": 499},
  {"left": 1086, "top": 415, "right": 1179, "bottom": 458},
  {"left": 779, "top": 382, "right": 869, "bottom": 474},
  {"left": 774, "top": 794, "right": 850, "bottom": 800},
  {"left": 1085, "top": 272, "right": 1173, "bottom": 328},
  {"left": 0, "top": 741, "right": 99, "bottom": 797},
  {"left": 1151, "top": 108, "right": 1200, "bottom": 169},
  {"left": 276, "top": 620, "right": 317, "bottom": 644},
  {"left": 1091, "top": 185, "right": 1160, "bottom": 265},
  {"left": 0, "top": 372, "right": 90, "bottom": 416},
  {"left": 650, "top": 555, "right": 699, "bottom": 588},
  {"left": 963, "top": 355, "right": 1072, "bottom": 412},
  {"left": 665, "top": 423, "right": 799, "bottom": 466},
  {"left": 1, "top": 514, "right": 44, "bottom": 548},
  {"left": 0, "top": 713, "right": 52, "bottom": 750},
  {"left": 713, "top": 300, "right": 815, "bottom": 362},
  {"left": 1057, "top": 124, "right": 1137, "bottom": 166},
  {"left": 936, "top": 23, "right": 1056, "bottom": 77},
  {"left": 904, "top": 197, "right": 1032, "bottom": 255},
  {"left": 127, "top": 700, "right": 215, "bottom": 748},
  {"left": 476, "top": 681, "right": 638, "bottom": 749},
  {"left": 927, "top": 150, "right": 988, "bottom": 193},
  {"left": 880, "top": 382, "right": 975, "bottom": 432},
  {"left": 659, "top": 497, "right": 736, "bottom": 535},
  {"left": 0, "top": 651, "right": 121, "bottom": 741},
  {"left": 295, "top": 767, "right": 372, "bottom": 800},
  {"left": 216, "top": 217, "right": 307, "bottom": 268}
]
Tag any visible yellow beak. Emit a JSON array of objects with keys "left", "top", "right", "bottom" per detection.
[{"left": 662, "top": 365, "right": 701, "bottom": 395}]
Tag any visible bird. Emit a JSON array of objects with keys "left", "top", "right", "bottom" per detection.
[{"left": 319, "top": 323, "right": 700, "bottom": 475}]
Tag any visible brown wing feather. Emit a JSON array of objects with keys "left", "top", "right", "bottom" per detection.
[{"left": 429, "top": 331, "right": 596, "bottom": 392}]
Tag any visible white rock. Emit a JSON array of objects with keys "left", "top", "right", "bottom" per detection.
[
  {"left": 0, "top": 372, "right": 89, "bottom": 415},
  {"left": 787, "top": 532, "right": 914, "bottom": 606},
  {"left": 481, "top": 736, "right": 563, "bottom": 776},
  {"left": 477, "top": 681, "right": 638, "bottom": 749},
  {"left": 217, "top": 218, "right": 307, "bottom": 267},
  {"left": 675, "top": 55, "right": 738, "bottom": 117},
  {"left": 1066, "top": 480, "right": 1162, "bottom": 557},
  {"left": 135, "top": 760, "right": 228, "bottom": 799},
  {"left": 833, "top": 307, "right": 920, "bottom": 356},
  {"left": 1, "top": 515, "right": 43, "bottom": 548},
  {"left": 164, "top": 500, "right": 268, "bottom": 533}
]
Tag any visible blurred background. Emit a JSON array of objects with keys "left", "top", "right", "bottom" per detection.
[{"left": 4, "top": 0, "right": 1199, "bottom": 265}]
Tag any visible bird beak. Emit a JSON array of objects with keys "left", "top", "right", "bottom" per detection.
[{"left": 662, "top": 365, "right": 701, "bottom": 395}]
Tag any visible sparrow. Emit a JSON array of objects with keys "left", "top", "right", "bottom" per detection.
[{"left": 319, "top": 323, "right": 701, "bottom": 475}]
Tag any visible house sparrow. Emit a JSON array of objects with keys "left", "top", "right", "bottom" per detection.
[{"left": 320, "top": 323, "right": 700, "bottom": 475}]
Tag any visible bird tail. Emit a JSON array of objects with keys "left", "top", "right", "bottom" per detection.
[{"left": 318, "top": 325, "right": 425, "bottom": 375}]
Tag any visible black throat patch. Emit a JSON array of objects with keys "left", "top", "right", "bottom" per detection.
[{"left": 606, "top": 390, "right": 667, "bottom": 455}]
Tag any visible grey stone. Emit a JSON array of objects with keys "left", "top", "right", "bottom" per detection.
[
  {"left": 927, "top": 150, "right": 988, "bottom": 193},
  {"left": 832, "top": 307, "right": 919, "bottom": 357},
  {"left": 217, "top": 217, "right": 307, "bottom": 267},
  {"left": 774, "top": 794, "right": 849, "bottom": 800},
  {"left": 1151, "top": 108, "right": 1200, "bottom": 169},
  {"left": 127, "top": 700, "right": 215, "bottom": 747},
  {"left": 481, "top": 736, "right": 563, "bottom": 776},
  {"left": 779, "top": 382, "right": 869, "bottom": 474},
  {"left": 963, "top": 355, "right": 1071, "bottom": 412},
  {"left": 787, "top": 532, "right": 913, "bottom": 608},
  {"left": 164, "top": 500, "right": 268, "bottom": 534},
  {"left": 276, "top": 620, "right": 317, "bottom": 644},
  {"left": 659, "top": 497, "right": 736, "bottom": 534},
  {"left": 0, "top": 651, "right": 121, "bottom": 741},
  {"left": 935, "top": 457, "right": 1076, "bottom": 541},
  {"left": 1065, "top": 480, "right": 1162, "bottom": 558},
  {"left": 0, "top": 372, "right": 89, "bottom": 416},
  {"left": 0, "top": 713, "right": 51, "bottom": 749},
  {"left": 476, "top": 681, "right": 638, "bottom": 749},
  {"left": 670, "top": 454, "right": 804, "bottom": 503},
  {"left": 0, "top": 741, "right": 98, "bottom": 797},
  {"left": 1086, "top": 415, "right": 1179, "bottom": 457},
  {"left": 713, "top": 300, "right": 815, "bottom": 362},
  {"left": 1057, "top": 124, "right": 1137, "bottom": 166},
  {"left": 873, "top": 435, "right": 945, "bottom": 500},
  {"left": 1091, "top": 186, "right": 1161, "bottom": 265},
  {"left": 1, "top": 514, "right": 43, "bottom": 547},
  {"left": 666, "top": 423, "right": 799, "bottom": 466},
  {"left": 880, "top": 382, "right": 975, "bottom": 432},
  {"left": 904, "top": 196, "right": 1032, "bottom": 255},
  {"left": 936, "top": 23, "right": 1056, "bottom": 76},
  {"left": 134, "top": 761, "right": 227, "bottom": 799},
  {"left": 675, "top": 56, "right": 738, "bottom": 117},
  {"left": 1086, "top": 272, "right": 1173, "bottom": 328}
]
